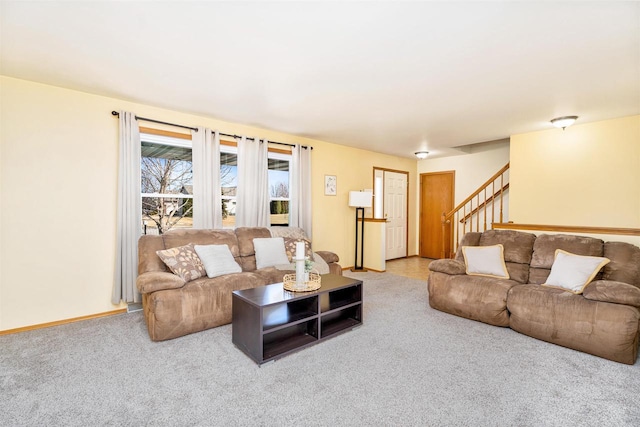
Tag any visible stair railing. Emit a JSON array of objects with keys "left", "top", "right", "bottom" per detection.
[{"left": 441, "top": 163, "right": 510, "bottom": 258}]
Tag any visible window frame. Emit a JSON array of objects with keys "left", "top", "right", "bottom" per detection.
[
  {"left": 220, "top": 143, "right": 238, "bottom": 228},
  {"left": 139, "top": 132, "right": 194, "bottom": 234},
  {"left": 268, "top": 150, "right": 292, "bottom": 226}
]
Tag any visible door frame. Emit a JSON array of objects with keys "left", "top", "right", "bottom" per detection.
[
  {"left": 419, "top": 170, "right": 455, "bottom": 258},
  {"left": 373, "top": 166, "right": 409, "bottom": 259}
]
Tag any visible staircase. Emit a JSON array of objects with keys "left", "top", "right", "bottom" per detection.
[{"left": 441, "top": 163, "right": 510, "bottom": 258}]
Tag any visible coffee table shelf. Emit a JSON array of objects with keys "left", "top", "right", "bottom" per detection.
[
  {"left": 262, "top": 297, "right": 318, "bottom": 331},
  {"left": 263, "top": 326, "right": 318, "bottom": 360},
  {"left": 321, "top": 285, "right": 362, "bottom": 312},
  {"left": 321, "top": 314, "right": 361, "bottom": 339},
  {"left": 233, "top": 274, "right": 363, "bottom": 365}
]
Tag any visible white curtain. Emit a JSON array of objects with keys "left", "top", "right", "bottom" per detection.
[
  {"left": 235, "top": 136, "right": 270, "bottom": 227},
  {"left": 290, "top": 145, "right": 313, "bottom": 238},
  {"left": 112, "top": 111, "right": 142, "bottom": 304},
  {"left": 191, "top": 128, "right": 222, "bottom": 229}
]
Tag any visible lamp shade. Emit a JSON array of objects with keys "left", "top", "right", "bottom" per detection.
[{"left": 349, "top": 191, "right": 373, "bottom": 208}]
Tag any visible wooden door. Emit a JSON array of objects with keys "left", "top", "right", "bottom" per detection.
[
  {"left": 420, "top": 171, "right": 454, "bottom": 259},
  {"left": 384, "top": 171, "right": 408, "bottom": 260}
]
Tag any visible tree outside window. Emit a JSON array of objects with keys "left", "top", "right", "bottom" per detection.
[
  {"left": 140, "top": 135, "right": 292, "bottom": 233},
  {"left": 140, "top": 136, "right": 193, "bottom": 235},
  {"left": 268, "top": 155, "right": 290, "bottom": 226}
]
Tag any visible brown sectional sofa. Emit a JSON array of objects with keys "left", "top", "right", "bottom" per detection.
[
  {"left": 428, "top": 230, "right": 640, "bottom": 364},
  {"left": 137, "top": 227, "right": 341, "bottom": 341}
]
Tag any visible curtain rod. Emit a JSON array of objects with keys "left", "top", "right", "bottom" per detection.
[
  {"left": 111, "top": 110, "right": 197, "bottom": 131},
  {"left": 111, "top": 111, "right": 311, "bottom": 149}
]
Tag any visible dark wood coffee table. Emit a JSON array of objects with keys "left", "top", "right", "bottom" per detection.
[{"left": 232, "top": 274, "right": 363, "bottom": 365}]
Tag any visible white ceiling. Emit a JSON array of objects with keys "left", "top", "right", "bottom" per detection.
[{"left": 1, "top": 1, "right": 639, "bottom": 158}]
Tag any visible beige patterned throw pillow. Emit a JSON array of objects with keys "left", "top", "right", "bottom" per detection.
[
  {"left": 156, "top": 243, "right": 205, "bottom": 282},
  {"left": 283, "top": 237, "right": 312, "bottom": 262}
]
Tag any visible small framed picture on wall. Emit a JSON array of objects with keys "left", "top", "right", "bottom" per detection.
[{"left": 324, "top": 175, "right": 337, "bottom": 196}]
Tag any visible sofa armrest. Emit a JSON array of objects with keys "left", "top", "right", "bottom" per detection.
[
  {"left": 136, "top": 271, "right": 186, "bottom": 294},
  {"left": 583, "top": 280, "right": 640, "bottom": 308},
  {"left": 316, "top": 251, "right": 339, "bottom": 264},
  {"left": 428, "top": 259, "right": 467, "bottom": 275}
]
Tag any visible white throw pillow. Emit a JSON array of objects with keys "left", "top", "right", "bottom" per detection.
[
  {"left": 253, "top": 237, "right": 290, "bottom": 269},
  {"left": 462, "top": 244, "right": 509, "bottom": 279},
  {"left": 542, "top": 249, "right": 610, "bottom": 294},
  {"left": 194, "top": 244, "right": 242, "bottom": 278}
]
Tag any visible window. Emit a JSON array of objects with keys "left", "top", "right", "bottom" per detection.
[
  {"left": 140, "top": 133, "right": 193, "bottom": 235},
  {"left": 268, "top": 152, "right": 291, "bottom": 226},
  {"left": 220, "top": 144, "right": 238, "bottom": 228},
  {"left": 219, "top": 143, "right": 291, "bottom": 228},
  {"left": 139, "top": 132, "right": 292, "bottom": 232}
]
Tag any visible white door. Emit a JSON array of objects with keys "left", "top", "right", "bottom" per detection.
[{"left": 384, "top": 171, "right": 408, "bottom": 260}]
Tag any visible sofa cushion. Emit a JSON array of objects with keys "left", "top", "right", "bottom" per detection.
[
  {"left": 528, "top": 268, "right": 551, "bottom": 285},
  {"left": 528, "top": 234, "right": 605, "bottom": 285},
  {"left": 583, "top": 280, "right": 640, "bottom": 308},
  {"left": 542, "top": 250, "right": 610, "bottom": 294},
  {"left": 144, "top": 272, "right": 269, "bottom": 341},
  {"left": 530, "top": 234, "right": 604, "bottom": 269},
  {"left": 235, "top": 227, "right": 272, "bottom": 257},
  {"left": 253, "top": 267, "right": 291, "bottom": 284},
  {"left": 478, "top": 229, "right": 536, "bottom": 264},
  {"left": 603, "top": 241, "right": 640, "bottom": 288},
  {"left": 253, "top": 237, "right": 290, "bottom": 269},
  {"left": 462, "top": 244, "right": 509, "bottom": 279},
  {"left": 454, "top": 232, "right": 482, "bottom": 261},
  {"left": 508, "top": 284, "right": 640, "bottom": 364},
  {"left": 138, "top": 235, "right": 168, "bottom": 273},
  {"left": 428, "top": 259, "right": 466, "bottom": 275},
  {"left": 156, "top": 243, "right": 206, "bottom": 282},
  {"left": 505, "top": 262, "right": 530, "bottom": 284},
  {"left": 427, "top": 271, "right": 519, "bottom": 327},
  {"left": 137, "top": 271, "right": 186, "bottom": 294},
  {"left": 194, "top": 244, "right": 242, "bottom": 278},
  {"left": 162, "top": 229, "right": 240, "bottom": 256},
  {"left": 315, "top": 250, "right": 339, "bottom": 264},
  {"left": 232, "top": 227, "right": 273, "bottom": 272},
  {"left": 453, "top": 231, "right": 533, "bottom": 283}
]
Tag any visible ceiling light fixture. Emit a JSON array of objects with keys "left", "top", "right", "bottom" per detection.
[
  {"left": 415, "top": 151, "right": 429, "bottom": 159},
  {"left": 550, "top": 116, "right": 578, "bottom": 130}
]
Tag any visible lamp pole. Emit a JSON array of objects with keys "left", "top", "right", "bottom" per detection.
[{"left": 352, "top": 206, "right": 366, "bottom": 271}]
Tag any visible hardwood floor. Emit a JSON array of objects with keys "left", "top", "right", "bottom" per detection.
[{"left": 384, "top": 256, "right": 434, "bottom": 281}]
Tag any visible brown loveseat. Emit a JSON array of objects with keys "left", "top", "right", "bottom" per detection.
[
  {"left": 428, "top": 230, "right": 640, "bottom": 364},
  {"left": 137, "top": 227, "right": 341, "bottom": 341}
]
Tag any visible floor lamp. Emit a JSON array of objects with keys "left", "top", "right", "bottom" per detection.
[{"left": 349, "top": 191, "right": 373, "bottom": 272}]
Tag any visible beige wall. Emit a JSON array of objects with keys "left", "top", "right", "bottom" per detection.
[
  {"left": 510, "top": 115, "right": 640, "bottom": 235},
  {"left": 0, "top": 76, "right": 417, "bottom": 330},
  {"left": 312, "top": 143, "right": 418, "bottom": 269}
]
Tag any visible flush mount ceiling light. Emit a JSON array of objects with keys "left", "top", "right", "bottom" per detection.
[
  {"left": 415, "top": 151, "right": 429, "bottom": 159},
  {"left": 550, "top": 116, "right": 578, "bottom": 130}
]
